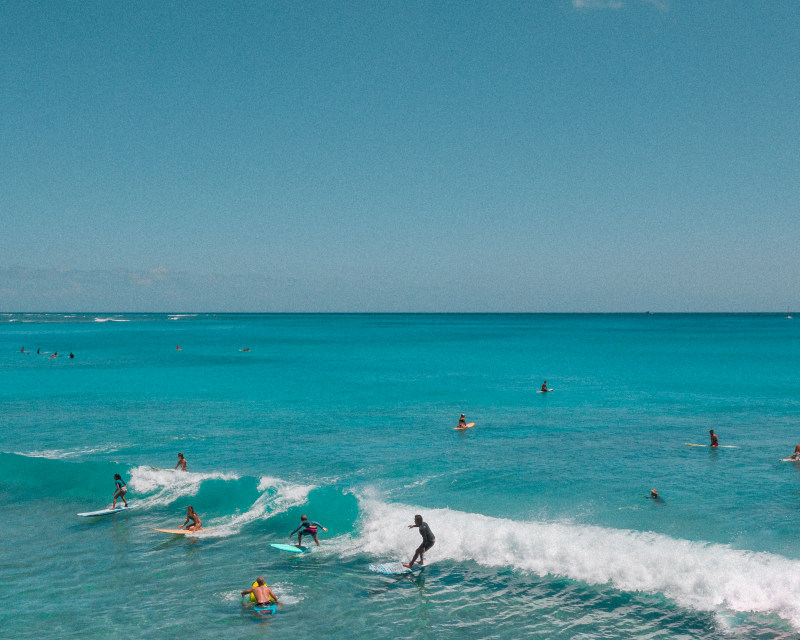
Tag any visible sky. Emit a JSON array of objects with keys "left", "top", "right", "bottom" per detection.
[{"left": 1, "top": 0, "right": 798, "bottom": 312}]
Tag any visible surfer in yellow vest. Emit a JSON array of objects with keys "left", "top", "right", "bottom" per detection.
[
  {"left": 241, "top": 577, "right": 279, "bottom": 605},
  {"left": 112, "top": 474, "right": 128, "bottom": 508},
  {"left": 290, "top": 515, "right": 327, "bottom": 547},
  {"left": 179, "top": 506, "right": 202, "bottom": 532},
  {"left": 403, "top": 514, "right": 435, "bottom": 568},
  {"left": 709, "top": 430, "right": 719, "bottom": 448},
  {"left": 174, "top": 452, "right": 187, "bottom": 471}
]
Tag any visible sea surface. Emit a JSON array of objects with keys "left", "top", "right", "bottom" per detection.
[{"left": 2, "top": 313, "right": 800, "bottom": 639}]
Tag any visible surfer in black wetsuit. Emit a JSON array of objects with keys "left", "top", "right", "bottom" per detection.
[
  {"left": 403, "top": 514, "right": 435, "bottom": 568},
  {"left": 290, "top": 514, "right": 327, "bottom": 547},
  {"left": 709, "top": 430, "right": 719, "bottom": 447}
]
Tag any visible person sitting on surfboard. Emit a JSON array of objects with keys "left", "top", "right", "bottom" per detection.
[
  {"left": 241, "top": 577, "right": 279, "bottom": 605},
  {"left": 709, "top": 430, "right": 719, "bottom": 447},
  {"left": 403, "top": 514, "right": 435, "bottom": 569},
  {"left": 541, "top": 381, "right": 548, "bottom": 392},
  {"left": 112, "top": 474, "right": 128, "bottom": 508},
  {"left": 789, "top": 444, "right": 800, "bottom": 460},
  {"left": 290, "top": 514, "right": 327, "bottom": 547},
  {"left": 458, "top": 414, "right": 467, "bottom": 428},
  {"left": 174, "top": 452, "right": 187, "bottom": 472},
  {"left": 179, "top": 506, "right": 202, "bottom": 532}
]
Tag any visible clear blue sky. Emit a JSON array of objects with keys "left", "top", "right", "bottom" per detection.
[{"left": 1, "top": 1, "right": 798, "bottom": 312}]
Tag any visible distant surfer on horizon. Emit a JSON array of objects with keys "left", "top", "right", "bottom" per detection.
[
  {"left": 403, "top": 514, "right": 435, "bottom": 569},
  {"left": 645, "top": 489, "right": 664, "bottom": 503},
  {"left": 458, "top": 414, "right": 467, "bottom": 428},
  {"left": 174, "top": 452, "right": 187, "bottom": 471},
  {"left": 541, "top": 381, "right": 548, "bottom": 392},
  {"left": 709, "top": 430, "right": 719, "bottom": 447},
  {"left": 179, "top": 505, "right": 202, "bottom": 532},
  {"left": 788, "top": 444, "right": 800, "bottom": 460},
  {"left": 241, "top": 576, "right": 279, "bottom": 606},
  {"left": 112, "top": 473, "right": 128, "bottom": 508},
  {"left": 290, "top": 514, "right": 327, "bottom": 547}
]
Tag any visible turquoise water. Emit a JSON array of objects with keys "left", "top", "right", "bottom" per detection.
[{"left": 2, "top": 313, "right": 800, "bottom": 638}]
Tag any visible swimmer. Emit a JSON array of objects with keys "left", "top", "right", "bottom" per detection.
[
  {"left": 179, "top": 505, "right": 202, "bottom": 532},
  {"left": 241, "top": 576, "right": 279, "bottom": 605},
  {"left": 112, "top": 474, "right": 128, "bottom": 508},
  {"left": 174, "top": 452, "right": 187, "bottom": 471},
  {"left": 644, "top": 489, "right": 664, "bottom": 502},
  {"left": 709, "top": 430, "right": 719, "bottom": 447},
  {"left": 290, "top": 515, "right": 327, "bottom": 547},
  {"left": 403, "top": 514, "right": 435, "bottom": 568}
]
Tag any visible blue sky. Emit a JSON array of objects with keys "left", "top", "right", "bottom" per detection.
[{"left": 1, "top": 1, "right": 798, "bottom": 312}]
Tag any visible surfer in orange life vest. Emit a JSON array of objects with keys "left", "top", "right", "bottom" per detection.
[
  {"left": 112, "top": 474, "right": 128, "bottom": 508},
  {"left": 241, "top": 577, "right": 279, "bottom": 605},
  {"left": 709, "top": 430, "right": 719, "bottom": 447},
  {"left": 290, "top": 515, "right": 327, "bottom": 547},
  {"left": 179, "top": 506, "right": 202, "bottom": 532},
  {"left": 403, "top": 514, "right": 435, "bottom": 568},
  {"left": 174, "top": 452, "right": 187, "bottom": 471}
]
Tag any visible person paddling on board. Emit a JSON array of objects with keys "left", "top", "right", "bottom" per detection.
[
  {"left": 179, "top": 505, "right": 202, "bottom": 532},
  {"left": 709, "top": 430, "right": 719, "bottom": 448},
  {"left": 457, "top": 414, "right": 467, "bottom": 428},
  {"left": 241, "top": 576, "right": 279, "bottom": 605},
  {"left": 290, "top": 514, "right": 327, "bottom": 547},
  {"left": 112, "top": 474, "right": 128, "bottom": 508},
  {"left": 174, "top": 452, "right": 187, "bottom": 471},
  {"left": 403, "top": 514, "right": 435, "bottom": 569}
]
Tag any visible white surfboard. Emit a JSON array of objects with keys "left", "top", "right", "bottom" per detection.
[
  {"left": 77, "top": 504, "right": 133, "bottom": 517},
  {"left": 685, "top": 443, "right": 738, "bottom": 449},
  {"left": 537, "top": 388, "right": 553, "bottom": 393},
  {"left": 368, "top": 562, "right": 420, "bottom": 575}
]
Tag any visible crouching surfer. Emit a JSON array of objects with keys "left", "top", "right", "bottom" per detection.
[
  {"left": 403, "top": 514, "right": 435, "bottom": 568},
  {"left": 290, "top": 514, "right": 327, "bottom": 547},
  {"left": 179, "top": 505, "right": 202, "bottom": 532}
]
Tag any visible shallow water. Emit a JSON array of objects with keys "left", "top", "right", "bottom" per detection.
[{"left": 2, "top": 313, "right": 800, "bottom": 638}]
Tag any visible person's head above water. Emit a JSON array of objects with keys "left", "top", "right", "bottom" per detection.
[
  {"left": 414, "top": 514, "right": 423, "bottom": 524},
  {"left": 650, "top": 489, "right": 658, "bottom": 498},
  {"left": 256, "top": 576, "right": 265, "bottom": 586}
]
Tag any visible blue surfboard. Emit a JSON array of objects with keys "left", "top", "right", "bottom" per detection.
[
  {"left": 253, "top": 603, "right": 277, "bottom": 616},
  {"left": 270, "top": 543, "right": 309, "bottom": 553},
  {"left": 78, "top": 504, "right": 133, "bottom": 517},
  {"left": 368, "top": 562, "right": 417, "bottom": 575}
]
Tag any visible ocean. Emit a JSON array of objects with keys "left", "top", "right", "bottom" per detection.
[{"left": 2, "top": 313, "right": 800, "bottom": 639}]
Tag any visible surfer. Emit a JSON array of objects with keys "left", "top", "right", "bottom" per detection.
[
  {"left": 709, "top": 430, "right": 719, "bottom": 447},
  {"left": 645, "top": 489, "right": 664, "bottom": 503},
  {"left": 541, "top": 381, "right": 548, "bottom": 392},
  {"left": 112, "top": 474, "right": 128, "bottom": 508},
  {"left": 174, "top": 452, "right": 187, "bottom": 471},
  {"left": 290, "top": 514, "right": 327, "bottom": 547},
  {"left": 403, "top": 514, "right": 435, "bottom": 568},
  {"left": 789, "top": 444, "right": 800, "bottom": 460},
  {"left": 179, "top": 506, "right": 202, "bottom": 532},
  {"left": 241, "top": 577, "right": 279, "bottom": 605},
  {"left": 458, "top": 414, "right": 467, "bottom": 428}
]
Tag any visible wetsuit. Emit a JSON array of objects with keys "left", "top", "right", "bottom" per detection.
[
  {"left": 416, "top": 521, "right": 435, "bottom": 551},
  {"left": 291, "top": 520, "right": 324, "bottom": 535}
]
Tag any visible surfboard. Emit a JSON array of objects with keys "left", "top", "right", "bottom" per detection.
[
  {"left": 153, "top": 528, "right": 206, "bottom": 535},
  {"left": 269, "top": 543, "right": 309, "bottom": 553},
  {"left": 253, "top": 604, "right": 277, "bottom": 616},
  {"left": 454, "top": 422, "right": 476, "bottom": 431},
  {"left": 537, "top": 389, "right": 553, "bottom": 393},
  {"left": 685, "top": 443, "right": 738, "bottom": 449},
  {"left": 780, "top": 457, "right": 799, "bottom": 462},
  {"left": 368, "top": 562, "right": 417, "bottom": 575},
  {"left": 78, "top": 504, "right": 133, "bottom": 517}
]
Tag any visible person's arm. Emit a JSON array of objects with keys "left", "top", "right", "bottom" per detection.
[
  {"left": 241, "top": 587, "right": 254, "bottom": 597},
  {"left": 408, "top": 523, "right": 418, "bottom": 529},
  {"left": 309, "top": 521, "right": 327, "bottom": 531},
  {"left": 179, "top": 516, "right": 189, "bottom": 529}
]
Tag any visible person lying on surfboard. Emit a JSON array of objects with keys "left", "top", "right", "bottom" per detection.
[
  {"left": 179, "top": 505, "right": 202, "bottom": 532},
  {"left": 290, "top": 514, "right": 327, "bottom": 547},
  {"left": 403, "top": 514, "right": 435, "bottom": 568},
  {"left": 241, "top": 577, "right": 279, "bottom": 605},
  {"left": 709, "top": 430, "right": 719, "bottom": 447},
  {"left": 112, "top": 474, "right": 128, "bottom": 508}
]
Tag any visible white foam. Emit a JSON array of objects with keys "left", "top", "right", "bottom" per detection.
[
  {"left": 202, "top": 476, "right": 315, "bottom": 537},
  {"left": 93, "top": 317, "right": 129, "bottom": 322},
  {"left": 14, "top": 444, "right": 120, "bottom": 459},
  {"left": 344, "top": 494, "right": 800, "bottom": 630},
  {"left": 128, "top": 466, "right": 239, "bottom": 507}
]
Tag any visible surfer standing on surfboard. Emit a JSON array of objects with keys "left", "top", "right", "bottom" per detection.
[
  {"left": 241, "top": 577, "right": 279, "bottom": 605},
  {"left": 112, "top": 474, "right": 128, "bottom": 508},
  {"left": 403, "top": 514, "right": 435, "bottom": 569},
  {"left": 709, "top": 430, "right": 719, "bottom": 447},
  {"left": 290, "top": 514, "right": 327, "bottom": 547},
  {"left": 179, "top": 506, "right": 202, "bottom": 532}
]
